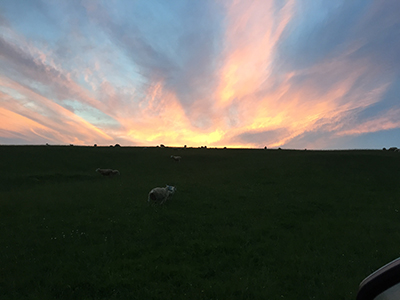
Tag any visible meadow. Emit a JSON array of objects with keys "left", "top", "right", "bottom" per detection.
[{"left": 1, "top": 145, "right": 400, "bottom": 300}]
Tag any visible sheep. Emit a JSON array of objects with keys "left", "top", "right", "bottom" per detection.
[
  {"left": 148, "top": 185, "right": 176, "bottom": 205},
  {"left": 170, "top": 155, "right": 181, "bottom": 162},
  {"left": 96, "top": 168, "right": 120, "bottom": 177}
]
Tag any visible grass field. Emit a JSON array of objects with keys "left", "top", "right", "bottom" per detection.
[{"left": 1, "top": 145, "right": 400, "bottom": 299}]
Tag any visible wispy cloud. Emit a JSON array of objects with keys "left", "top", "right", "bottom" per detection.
[
  {"left": 0, "top": 0, "right": 399, "bottom": 148},
  {"left": 0, "top": 76, "right": 113, "bottom": 144}
]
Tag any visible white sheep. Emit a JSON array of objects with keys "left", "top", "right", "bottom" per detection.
[
  {"left": 170, "top": 155, "right": 181, "bottom": 162},
  {"left": 96, "top": 168, "right": 120, "bottom": 177},
  {"left": 148, "top": 185, "right": 176, "bottom": 205}
]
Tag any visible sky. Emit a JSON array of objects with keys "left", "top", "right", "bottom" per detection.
[{"left": 1, "top": 0, "right": 400, "bottom": 149}]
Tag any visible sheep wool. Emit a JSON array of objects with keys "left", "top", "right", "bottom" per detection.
[
  {"left": 170, "top": 155, "right": 181, "bottom": 162},
  {"left": 96, "top": 168, "right": 120, "bottom": 177},
  {"left": 148, "top": 185, "right": 176, "bottom": 204}
]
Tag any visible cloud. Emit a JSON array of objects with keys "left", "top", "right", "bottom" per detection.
[
  {"left": 0, "top": 76, "right": 114, "bottom": 145},
  {"left": 230, "top": 128, "right": 289, "bottom": 147},
  {"left": 350, "top": 0, "right": 400, "bottom": 72},
  {"left": 1, "top": 0, "right": 400, "bottom": 148},
  {"left": 215, "top": 1, "right": 294, "bottom": 106},
  {"left": 336, "top": 108, "right": 400, "bottom": 137},
  {"left": 276, "top": 1, "right": 372, "bottom": 70},
  {"left": 82, "top": 0, "right": 225, "bottom": 128}
]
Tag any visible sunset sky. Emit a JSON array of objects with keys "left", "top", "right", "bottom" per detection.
[{"left": 1, "top": 0, "right": 400, "bottom": 149}]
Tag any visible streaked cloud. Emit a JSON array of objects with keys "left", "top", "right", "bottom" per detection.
[{"left": 0, "top": 0, "right": 399, "bottom": 149}]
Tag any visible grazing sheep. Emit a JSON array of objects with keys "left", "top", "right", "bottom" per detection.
[
  {"left": 96, "top": 168, "right": 120, "bottom": 177},
  {"left": 148, "top": 185, "right": 176, "bottom": 205},
  {"left": 170, "top": 155, "right": 181, "bottom": 162}
]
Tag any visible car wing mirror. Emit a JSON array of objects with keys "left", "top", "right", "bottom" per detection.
[{"left": 357, "top": 257, "right": 400, "bottom": 300}]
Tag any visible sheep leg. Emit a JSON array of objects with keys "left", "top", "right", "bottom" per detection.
[{"left": 160, "top": 196, "right": 168, "bottom": 205}]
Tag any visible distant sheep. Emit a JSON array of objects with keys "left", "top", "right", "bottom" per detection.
[
  {"left": 96, "top": 168, "right": 120, "bottom": 177},
  {"left": 148, "top": 185, "right": 176, "bottom": 205},
  {"left": 170, "top": 155, "right": 181, "bottom": 162}
]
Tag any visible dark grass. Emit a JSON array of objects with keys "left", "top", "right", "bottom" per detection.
[{"left": 1, "top": 146, "right": 400, "bottom": 299}]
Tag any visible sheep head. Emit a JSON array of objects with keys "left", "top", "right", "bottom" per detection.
[{"left": 166, "top": 185, "right": 176, "bottom": 194}]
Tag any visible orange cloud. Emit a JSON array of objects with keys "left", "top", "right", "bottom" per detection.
[
  {"left": 0, "top": 76, "right": 114, "bottom": 144},
  {"left": 217, "top": 1, "right": 294, "bottom": 107},
  {"left": 0, "top": 107, "right": 49, "bottom": 138},
  {"left": 105, "top": 0, "right": 393, "bottom": 149},
  {"left": 115, "top": 80, "right": 225, "bottom": 146},
  {"left": 336, "top": 108, "right": 400, "bottom": 136},
  {"left": 213, "top": 35, "right": 392, "bottom": 148},
  {"left": 1, "top": 1, "right": 398, "bottom": 149}
]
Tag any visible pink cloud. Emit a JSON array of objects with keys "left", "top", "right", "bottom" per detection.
[
  {"left": 336, "top": 108, "right": 400, "bottom": 137},
  {"left": 0, "top": 76, "right": 114, "bottom": 144},
  {"left": 1, "top": 1, "right": 399, "bottom": 148}
]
